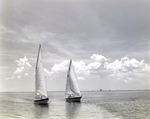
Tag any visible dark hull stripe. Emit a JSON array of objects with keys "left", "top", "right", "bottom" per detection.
[
  {"left": 34, "top": 98, "right": 49, "bottom": 104},
  {"left": 66, "top": 96, "right": 82, "bottom": 102}
]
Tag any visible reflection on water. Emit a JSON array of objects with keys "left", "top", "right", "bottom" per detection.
[
  {"left": 33, "top": 103, "right": 49, "bottom": 119},
  {"left": 65, "top": 102, "right": 81, "bottom": 119},
  {"left": 0, "top": 91, "right": 150, "bottom": 119}
]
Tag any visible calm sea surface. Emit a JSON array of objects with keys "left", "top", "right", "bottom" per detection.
[{"left": 0, "top": 91, "right": 150, "bottom": 119}]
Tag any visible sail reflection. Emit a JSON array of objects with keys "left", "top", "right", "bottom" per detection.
[
  {"left": 33, "top": 103, "right": 49, "bottom": 118},
  {"left": 65, "top": 102, "right": 81, "bottom": 119}
]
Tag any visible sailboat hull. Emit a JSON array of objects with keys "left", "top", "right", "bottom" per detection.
[
  {"left": 34, "top": 98, "right": 49, "bottom": 104},
  {"left": 65, "top": 96, "right": 82, "bottom": 102}
]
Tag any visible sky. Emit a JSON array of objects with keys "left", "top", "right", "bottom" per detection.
[{"left": 0, "top": 0, "right": 150, "bottom": 92}]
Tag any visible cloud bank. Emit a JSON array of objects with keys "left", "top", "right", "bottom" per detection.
[
  {"left": 46, "top": 54, "right": 150, "bottom": 85},
  {"left": 4, "top": 54, "right": 150, "bottom": 91}
]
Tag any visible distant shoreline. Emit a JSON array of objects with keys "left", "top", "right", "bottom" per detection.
[{"left": 0, "top": 90, "right": 150, "bottom": 93}]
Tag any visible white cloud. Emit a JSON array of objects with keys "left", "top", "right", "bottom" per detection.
[
  {"left": 91, "top": 54, "right": 107, "bottom": 62},
  {"left": 88, "top": 62, "right": 101, "bottom": 69},
  {"left": 51, "top": 60, "right": 69, "bottom": 72},
  {"left": 14, "top": 67, "right": 24, "bottom": 75},
  {"left": 73, "top": 61, "right": 88, "bottom": 71},
  {"left": 24, "top": 73, "right": 29, "bottom": 77},
  {"left": 77, "top": 77, "right": 85, "bottom": 80},
  {"left": 5, "top": 56, "right": 32, "bottom": 80},
  {"left": 47, "top": 55, "right": 107, "bottom": 81},
  {"left": 46, "top": 54, "right": 150, "bottom": 85},
  {"left": 44, "top": 68, "right": 53, "bottom": 79},
  {"left": 16, "top": 56, "right": 32, "bottom": 67},
  {"left": 7, "top": 53, "right": 149, "bottom": 87},
  {"left": 106, "top": 56, "right": 150, "bottom": 83},
  {"left": 45, "top": 60, "right": 88, "bottom": 80},
  {"left": 106, "top": 59, "right": 124, "bottom": 71},
  {"left": 106, "top": 57, "right": 150, "bottom": 73}
]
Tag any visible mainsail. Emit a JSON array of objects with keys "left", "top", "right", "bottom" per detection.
[
  {"left": 35, "top": 44, "right": 48, "bottom": 99},
  {"left": 65, "top": 59, "right": 81, "bottom": 97}
]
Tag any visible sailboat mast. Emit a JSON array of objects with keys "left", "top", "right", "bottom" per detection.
[
  {"left": 68, "top": 59, "right": 73, "bottom": 92},
  {"left": 36, "top": 44, "right": 41, "bottom": 68},
  {"left": 65, "top": 59, "right": 72, "bottom": 95},
  {"left": 68, "top": 59, "right": 72, "bottom": 76}
]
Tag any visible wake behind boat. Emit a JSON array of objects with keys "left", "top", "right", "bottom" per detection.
[
  {"left": 34, "top": 44, "right": 49, "bottom": 104},
  {"left": 65, "top": 59, "right": 82, "bottom": 102}
]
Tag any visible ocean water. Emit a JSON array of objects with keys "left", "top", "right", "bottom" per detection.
[{"left": 0, "top": 91, "right": 150, "bottom": 119}]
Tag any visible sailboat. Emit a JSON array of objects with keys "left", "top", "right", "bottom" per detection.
[
  {"left": 34, "top": 44, "right": 49, "bottom": 104},
  {"left": 65, "top": 59, "right": 82, "bottom": 102}
]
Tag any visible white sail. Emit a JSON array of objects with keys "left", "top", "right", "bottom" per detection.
[
  {"left": 65, "top": 61, "right": 72, "bottom": 95},
  {"left": 65, "top": 59, "right": 81, "bottom": 96},
  {"left": 35, "top": 44, "right": 48, "bottom": 99}
]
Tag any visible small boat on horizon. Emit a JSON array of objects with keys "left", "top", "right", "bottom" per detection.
[
  {"left": 65, "top": 59, "right": 82, "bottom": 102},
  {"left": 34, "top": 44, "right": 49, "bottom": 104}
]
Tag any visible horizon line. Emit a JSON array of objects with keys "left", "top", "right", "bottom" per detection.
[{"left": 0, "top": 89, "right": 150, "bottom": 93}]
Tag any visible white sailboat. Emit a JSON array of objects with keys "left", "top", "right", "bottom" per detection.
[
  {"left": 65, "top": 59, "right": 82, "bottom": 102},
  {"left": 34, "top": 44, "right": 49, "bottom": 104}
]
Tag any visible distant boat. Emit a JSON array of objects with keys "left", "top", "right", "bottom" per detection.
[
  {"left": 34, "top": 44, "right": 49, "bottom": 104},
  {"left": 65, "top": 59, "right": 82, "bottom": 102}
]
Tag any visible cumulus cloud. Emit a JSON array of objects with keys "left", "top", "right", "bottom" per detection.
[
  {"left": 44, "top": 60, "right": 87, "bottom": 80},
  {"left": 51, "top": 60, "right": 69, "bottom": 72},
  {"left": 106, "top": 56, "right": 150, "bottom": 83},
  {"left": 5, "top": 56, "right": 32, "bottom": 80},
  {"left": 106, "top": 56, "right": 150, "bottom": 72},
  {"left": 91, "top": 54, "right": 107, "bottom": 62},
  {"left": 43, "top": 60, "right": 69, "bottom": 80},
  {"left": 45, "top": 54, "right": 150, "bottom": 85},
  {"left": 87, "top": 62, "right": 102, "bottom": 69},
  {"left": 45, "top": 54, "right": 107, "bottom": 81},
  {"left": 44, "top": 68, "right": 53, "bottom": 79}
]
